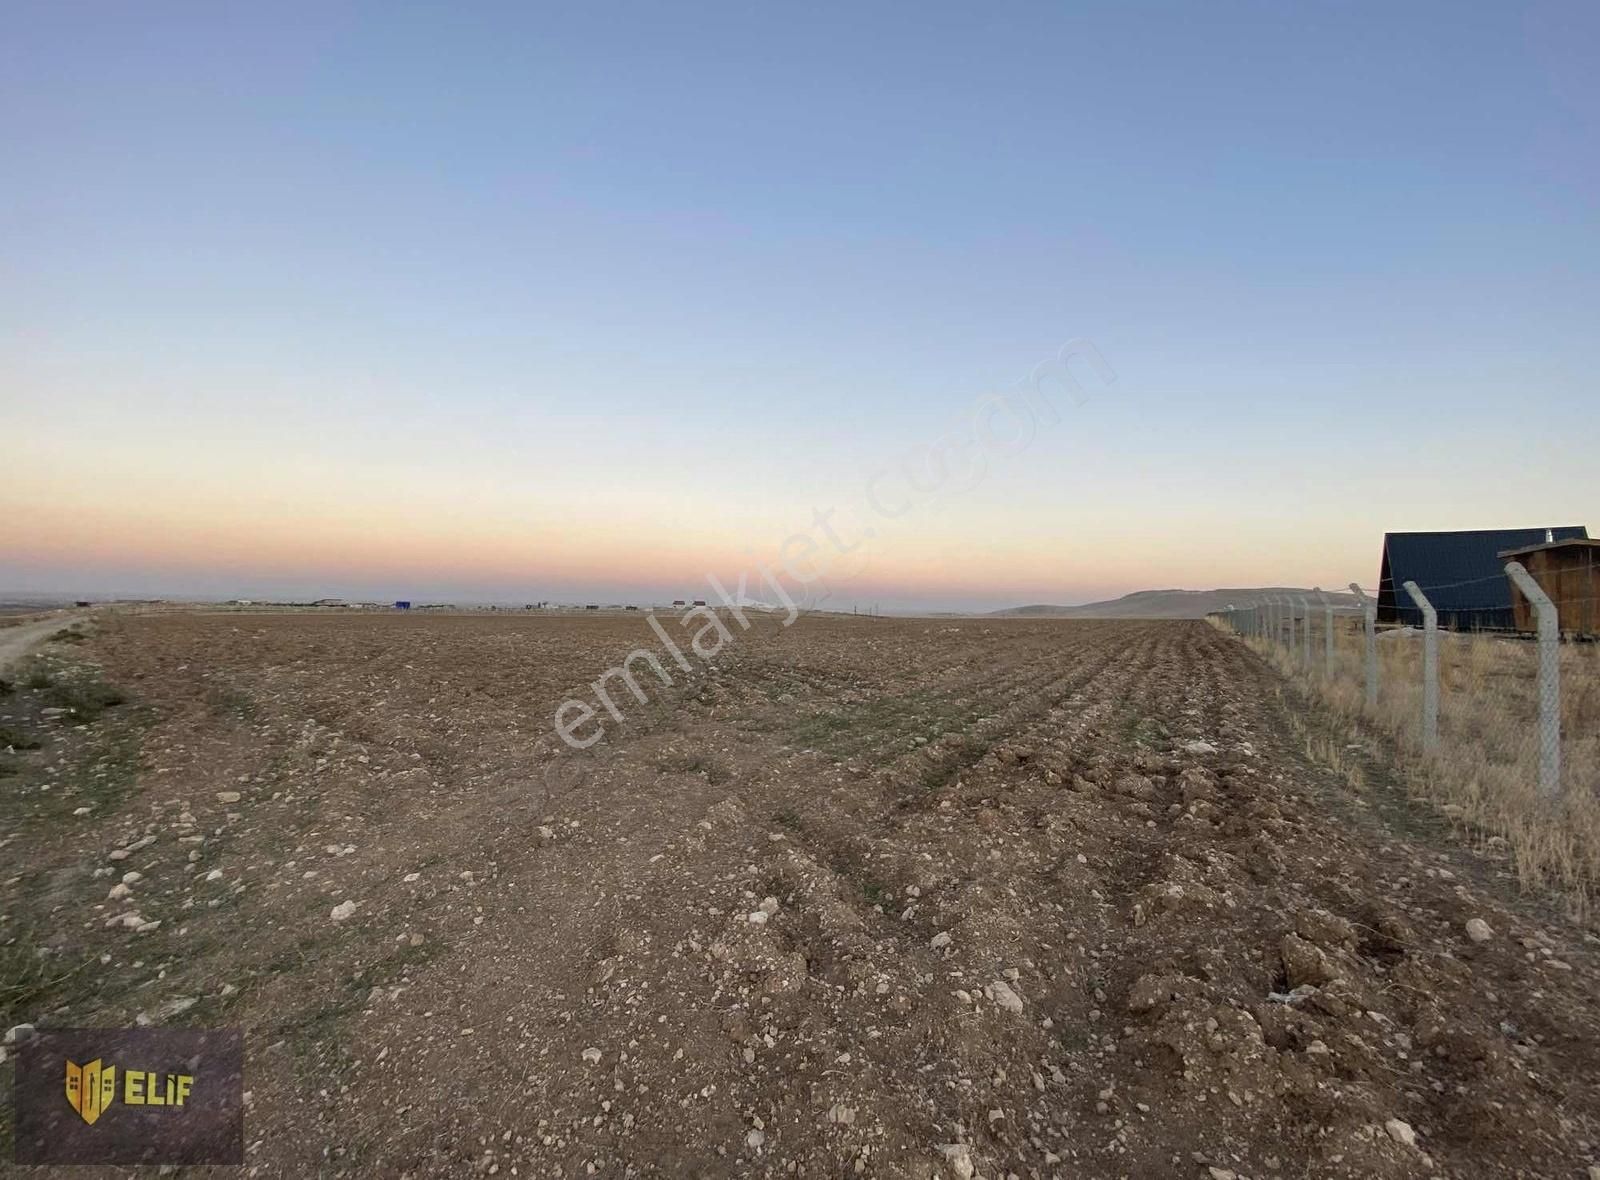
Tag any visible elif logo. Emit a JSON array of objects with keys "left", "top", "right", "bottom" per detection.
[{"left": 65, "top": 1056, "right": 194, "bottom": 1125}]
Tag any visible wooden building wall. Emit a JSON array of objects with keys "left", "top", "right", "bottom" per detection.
[{"left": 1508, "top": 545, "right": 1600, "bottom": 635}]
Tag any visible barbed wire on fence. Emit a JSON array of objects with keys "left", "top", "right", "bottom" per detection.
[{"left": 1214, "top": 565, "right": 1595, "bottom": 804}]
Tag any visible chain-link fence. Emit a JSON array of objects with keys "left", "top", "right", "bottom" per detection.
[{"left": 1214, "top": 577, "right": 1600, "bottom": 901}]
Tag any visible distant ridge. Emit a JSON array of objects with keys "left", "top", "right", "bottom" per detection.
[{"left": 991, "top": 587, "right": 1360, "bottom": 620}]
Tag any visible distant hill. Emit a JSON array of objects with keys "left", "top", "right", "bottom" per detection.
[{"left": 991, "top": 587, "right": 1360, "bottom": 619}]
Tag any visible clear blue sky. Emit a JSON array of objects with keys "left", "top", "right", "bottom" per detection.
[{"left": 4, "top": 3, "right": 1596, "bottom": 610}]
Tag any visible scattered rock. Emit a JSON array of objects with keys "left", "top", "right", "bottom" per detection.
[
  {"left": 215, "top": 791, "right": 242, "bottom": 804},
  {"left": 330, "top": 900, "right": 359, "bottom": 923},
  {"left": 987, "top": 980, "right": 1024, "bottom": 1015},
  {"left": 1125, "top": 973, "right": 1180, "bottom": 1015},
  {"left": 5, "top": 1023, "right": 36, "bottom": 1046},
  {"left": 1280, "top": 933, "right": 1337, "bottom": 988},
  {"left": 1465, "top": 918, "right": 1494, "bottom": 944},
  {"left": 581, "top": 1047, "right": 602, "bottom": 1065},
  {"left": 1385, "top": 1118, "right": 1418, "bottom": 1148},
  {"left": 1294, "top": 907, "right": 1356, "bottom": 947},
  {"left": 938, "top": 1143, "right": 974, "bottom": 1179}
]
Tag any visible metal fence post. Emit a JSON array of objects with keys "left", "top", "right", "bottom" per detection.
[
  {"left": 1349, "top": 582, "right": 1377, "bottom": 708},
  {"left": 1505, "top": 561, "right": 1561, "bottom": 795},
  {"left": 1319, "top": 589, "right": 1334, "bottom": 676},
  {"left": 1402, "top": 580, "right": 1438, "bottom": 751},
  {"left": 1297, "top": 595, "right": 1311, "bottom": 666}
]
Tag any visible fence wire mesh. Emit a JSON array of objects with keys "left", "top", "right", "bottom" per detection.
[{"left": 1215, "top": 587, "right": 1600, "bottom": 900}]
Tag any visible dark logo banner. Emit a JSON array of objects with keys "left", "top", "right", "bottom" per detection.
[{"left": 13, "top": 1027, "right": 244, "bottom": 1165}]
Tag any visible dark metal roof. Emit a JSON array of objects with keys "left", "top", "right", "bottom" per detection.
[{"left": 1377, "top": 526, "right": 1589, "bottom": 628}]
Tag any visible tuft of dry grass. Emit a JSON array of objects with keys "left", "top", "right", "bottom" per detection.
[{"left": 1244, "top": 620, "right": 1600, "bottom": 916}]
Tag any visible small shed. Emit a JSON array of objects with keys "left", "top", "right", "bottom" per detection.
[{"left": 1498, "top": 538, "right": 1600, "bottom": 636}]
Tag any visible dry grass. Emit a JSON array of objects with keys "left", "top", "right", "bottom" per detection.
[{"left": 1240, "top": 617, "right": 1600, "bottom": 914}]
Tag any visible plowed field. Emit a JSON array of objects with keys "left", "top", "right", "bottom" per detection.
[{"left": 4, "top": 612, "right": 1599, "bottom": 1177}]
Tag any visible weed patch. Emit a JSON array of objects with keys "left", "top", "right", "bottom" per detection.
[{"left": 0, "top": 725, "right": 41, "bottom": 751}]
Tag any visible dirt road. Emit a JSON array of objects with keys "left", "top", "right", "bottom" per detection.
[
  {"left": 0, "top": 613, "right": 83, "bottom": 675},
  {"left": 3, "top": 612, "right": 1598, "bottom": 1177}
]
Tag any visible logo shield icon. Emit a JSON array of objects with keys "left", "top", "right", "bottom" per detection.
[{"left": 65, "top": 1059, "right": 117, "bottom": 1126}]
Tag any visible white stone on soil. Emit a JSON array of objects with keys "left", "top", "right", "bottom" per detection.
[
  {"left": 987, "top": 980, "right": 1024, "bottom": 1015},
  {"left": 1385, "top": 1118, "right": 1418, "bottom": 1148}
]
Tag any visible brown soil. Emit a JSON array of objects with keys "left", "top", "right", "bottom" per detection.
[{"left": 4, "top": 612, "right": 1599, "bottom": 1178}]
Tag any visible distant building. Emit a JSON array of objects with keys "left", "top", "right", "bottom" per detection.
[
  {"left": 692, "top": 599, "right": 707, "bottom": 608},
  {"left": 394, "top": 600, "right": 411, "bottom": 610},
  {"left": 671, "top": 599, "right": 687, "bottom": 608},
  {"left": 585, "top": 604, "right": 600, "bottom": 610},
  {"left": 311, "top": 598, "right": 346, "bottom": 608},
  {"left": 1378, "top": 526, "right": 1589, "bottom": 630}
]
